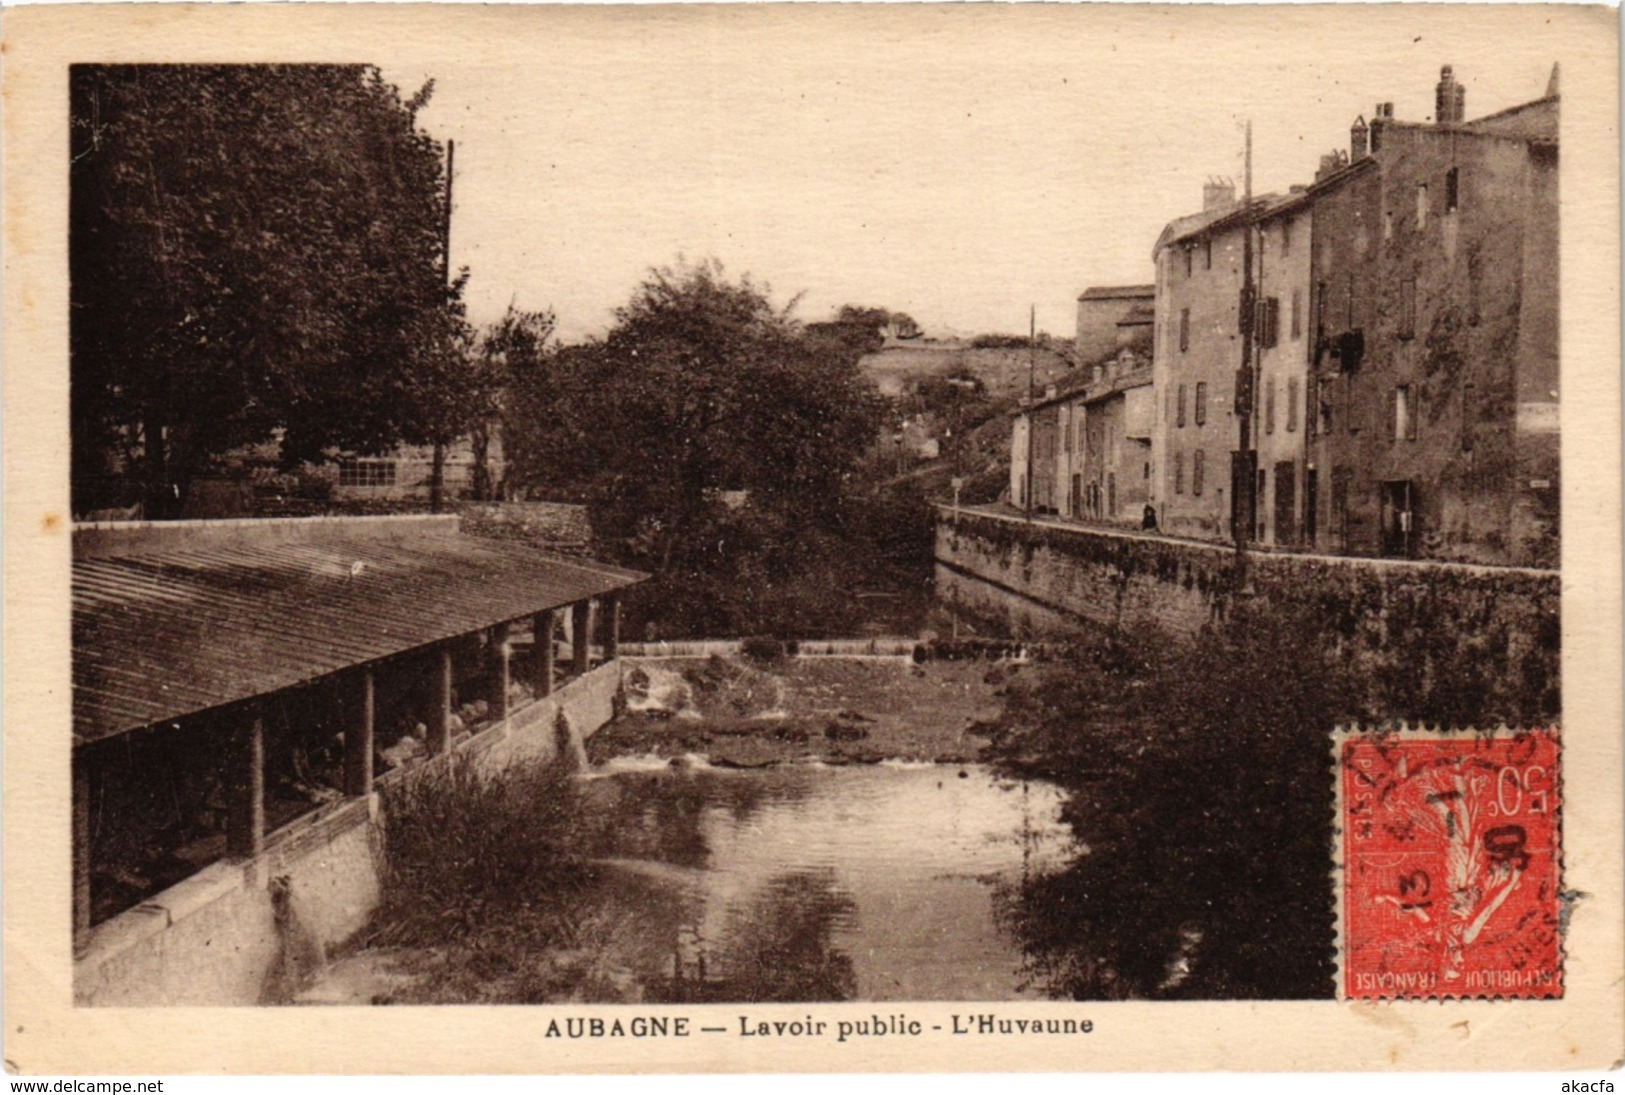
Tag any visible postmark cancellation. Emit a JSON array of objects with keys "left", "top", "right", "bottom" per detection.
[{"left": 1334, "top": 725, "right": 1562, "bottom": 1001}]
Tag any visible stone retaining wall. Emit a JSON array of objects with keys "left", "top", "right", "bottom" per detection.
[{"left": 937, "top": 508, "right": 1560, "bottom": 721}]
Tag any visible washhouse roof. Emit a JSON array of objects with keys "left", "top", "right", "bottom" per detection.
[{"left": 71, "top": 515, "right": 646, "bottom": 745}]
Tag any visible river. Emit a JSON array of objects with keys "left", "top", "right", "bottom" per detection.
[{"left": 566, "top": 758, "right": 1079, "bottom": 1002}]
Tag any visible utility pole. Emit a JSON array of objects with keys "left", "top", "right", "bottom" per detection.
[
  {"left": 1234, "top": 121, "right": 1256, "bottom": 564},
  {"left": 430, "top": 138, "right": 454, "bottom": 514},
  {"left": 1024, "top": 304, "right": 1036, "bottom": 522}
]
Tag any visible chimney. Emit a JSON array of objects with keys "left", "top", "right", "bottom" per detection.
[
  {"left": 1369, "top": 101, "right": 1394, "bottom": 153},
  {"left": 1350, "top": 114, "right": 1369, "bottom": 160},
  {"left": 1315, "top": 149, "right": 1350, "bottom": 183},
  {"left": 1202, "top": 177, "right": 1236, "bottom": 212},
  {"left": 1435, "top": 65, "right": 1465, "bottom": 124}
]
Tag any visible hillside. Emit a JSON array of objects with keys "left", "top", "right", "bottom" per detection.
[{"left": 859, "top": 340, "right": 1077, "bottom": 402}]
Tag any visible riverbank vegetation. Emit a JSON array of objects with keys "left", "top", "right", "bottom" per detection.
[
  {"left": 500, "top": 260, "right": 937, "bottom": 641},
  {"left": 986, "top": 602, "right": 1362, "bottom": 1000}
]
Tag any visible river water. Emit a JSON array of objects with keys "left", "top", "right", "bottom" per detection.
[{"left": 562, "top": 758, "right": 1080, "bottom": 1002}]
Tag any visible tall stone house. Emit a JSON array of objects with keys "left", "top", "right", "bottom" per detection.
[
  {"left": 1305, "top": 66, "right": 1559, "bottom": 567},
  {"left": 1137, "top": 63, "right": 1557, "bottom": 566}
]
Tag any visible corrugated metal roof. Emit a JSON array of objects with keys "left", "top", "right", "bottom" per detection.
[{"left": 72, "top": 521, "right": 646, "bottom": 746}]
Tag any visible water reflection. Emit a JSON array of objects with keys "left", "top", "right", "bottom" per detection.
[{"left": 569, "top": 762, "right": 1076, "bottom": 1002}]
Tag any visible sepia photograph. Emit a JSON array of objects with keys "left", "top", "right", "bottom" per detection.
[{"left": 4, "top": 1, "right": 1621, "bottom": 1076}]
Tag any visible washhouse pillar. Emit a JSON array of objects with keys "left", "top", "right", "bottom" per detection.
[
  {"left": 571, "top": 599, "right": 592, "bottom": 675},
  {"left": 72, "top": 753, "right": 91, "bottom": 953},
  {"left": 533, "top": 609, "right": 556, "bottom": 697},
  {"left": 490, "top": 622, "right": 511, "bottom": 722},
  {"left": 344, "top": 669, "right": 375, "bottom": 797},
  {"left": 226, "top": 709, "right": 265, "bottom": 860},
  {"left": 602, "top": 594, "right": 622, "bottom": 661},
  {"left": 427, "top": 648, "right": 454, "bottom": 755}
]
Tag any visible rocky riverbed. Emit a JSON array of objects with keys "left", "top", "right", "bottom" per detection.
[{"left": 587, "top": 654, "right": 1022, "bottom": 767}]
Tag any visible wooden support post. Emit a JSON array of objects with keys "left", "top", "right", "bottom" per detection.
[
  {"left": 427, "top": 648, "right": 453, "bottom": 754},
  {"left": 227, "top": 710, "right": 265, "bottom": 861},
  {"left": 73, "top": 753, "right": 91, "bottom": 953},
  {"left": 572, "top": 600, "right": 592, "bottom": 675},
  {"left": 603, "top": 594, "right": 622, "bottom": 661},
  {"left": 491, "top": 622, "right": 510, "bottom": 721},
  {"left": 534, "top": 609, "right": 556, "bottom": 697},
  {"left": 344, "top": 669, "right": 375, "bottom": 796}
]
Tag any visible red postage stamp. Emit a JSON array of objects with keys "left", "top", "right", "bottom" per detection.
[{"left": 1336, "top": 727, "right": 1562, "bottom": 1000}]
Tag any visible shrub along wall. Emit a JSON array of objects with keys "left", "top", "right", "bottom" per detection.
[{"left": 936, "top": 510, "right": 1559, "bottom": 725}]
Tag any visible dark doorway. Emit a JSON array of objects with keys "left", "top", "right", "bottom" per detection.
[
  {"left": 1274, "top": 461, "right": 1297, "bottom": 546},
  {"left": 1304, "top": 468, "right": 1319, "bottom": 547},
  {"left": 1379, "top": 479, "right": 1417, "bottom": 557}
]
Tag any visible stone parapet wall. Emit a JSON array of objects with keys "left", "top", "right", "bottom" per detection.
[{"left": 936, "top": 508, "right": 1559, "bottom": 721}]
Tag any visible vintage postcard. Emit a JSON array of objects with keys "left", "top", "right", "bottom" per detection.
[{"left": 3, "top": 1, "right": 1621, "bottom": 1076}]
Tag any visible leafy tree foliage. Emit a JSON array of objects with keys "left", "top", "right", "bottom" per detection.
[
  {"left": 989, "top": 604, "right": 1356, "bottom": 1000},
  {"left": 504, "top": 260, "right": 903, "bottom": 637},
  {"left": 70, "top": 64, "right": 468, "bottom": 515}
]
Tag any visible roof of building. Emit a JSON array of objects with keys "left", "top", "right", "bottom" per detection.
[
  {"left": 1077, "top": 284, "right": 1155, "bottom": 302},
  {"left": 72, "top": 515, "right": 646, "bottom": 746},
  {"left": 1153, "top": 193, "right": 1292, "bottom": 258},
  {"left": 1012, "top": 348, "right": 1152, "bottom": 416}
]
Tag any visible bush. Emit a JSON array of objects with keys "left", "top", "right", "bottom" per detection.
[
  {"left": 367, "top": 753, "right": 589, "bottom": 948},
  {"left": 990, "top": 603, "right": 1356, "bottom": 1000}
]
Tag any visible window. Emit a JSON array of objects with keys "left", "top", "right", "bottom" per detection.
[
  {"left": 1290, "top": 289, "right": 1303, "bottom": 340},
  {"left": 1392, "top": 384, "right": 1417, "bottom": 442},
  {"left": 1265, "top": 378, "right": 1277, "bottom": 434},
  {"left": 1174, "top": 451, "right": 1186, "bottom": 494},
  {"left": 1384, "top": 210, "right": 1394, "bottom": 241},
  {"left": 1257, "top": 296, "right": 1280, "bottom": 349},
  {"left": 1398, "top": 278, "right": 1417, "bottom": 340},
  {"left": 339, "top": 459, "right": 398, "bottom": 488},
  {"left": 1445, "top": 167, "right": 1460, "bottom": 212},
  {"left": 1192, "top": 450, "right": 1206, "bottom": 496},
  {"left": 1195, "top": 381, "right": 1208, "bottom": 426},
  {"left": 1204, "top": 238, "right": 1213, "bottom": 270},
  {"left": 1185, "top": 248, "right": 1193, "bottom": 278},
  {"left": 1282, "top": 218, "right": 1293, "bottom": 256},
  {"left": 1177, "top": 384, "right": 1188, "bottom": 427},
  {"left": 1287, "top": 377, "right": 1300, "bottom": 432},
  {"left": 1416, "top": 183, "right": 1429, "bottom": 230},
  {"left": 1179, "top": 308, "right": 1190, "bottom": 352}
]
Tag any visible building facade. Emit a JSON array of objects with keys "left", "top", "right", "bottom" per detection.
[
  {"left": 1150, "top": 185, "right": 1254, "bottom": 540},
  {"left": 1253, "top": 194, "right": 1315, "bottom": 547},
  {"left": 1307, "top": 67, "right": 1559, "bottom": 566},
  {"left": 1075, "top": 284, "right": 1155, "bottom": 364}
]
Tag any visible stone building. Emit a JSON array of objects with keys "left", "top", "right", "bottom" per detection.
[
  {"left": 1306, "top": 65, "right": 1559, "bottom": 566},
  {"left": 1149, "top": 181, "right": 1267, "bottom": 540},
  {"left": 1252, "top": 192, "right": 1316, "bottom": 547},
  {"left": 1074, "top": 284, "right": 1154, "bottom": 364},
  {"left": 1008, "top": 347, "right": 1152, "bottom": 524}
]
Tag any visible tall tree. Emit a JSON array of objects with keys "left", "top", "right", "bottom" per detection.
[
  {"left": 504, "top": 260, "right": 888, "bottom": 634},
  {"left": 475, "top": 304, "right": 557, "bottom": 500},
  {"left": 70, "top": 64, "right": 464, "bottom": 516}
]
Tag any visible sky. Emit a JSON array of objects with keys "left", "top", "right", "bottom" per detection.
[{"left": 380, "top": 6, "right": 1565, "bottom": 343}]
